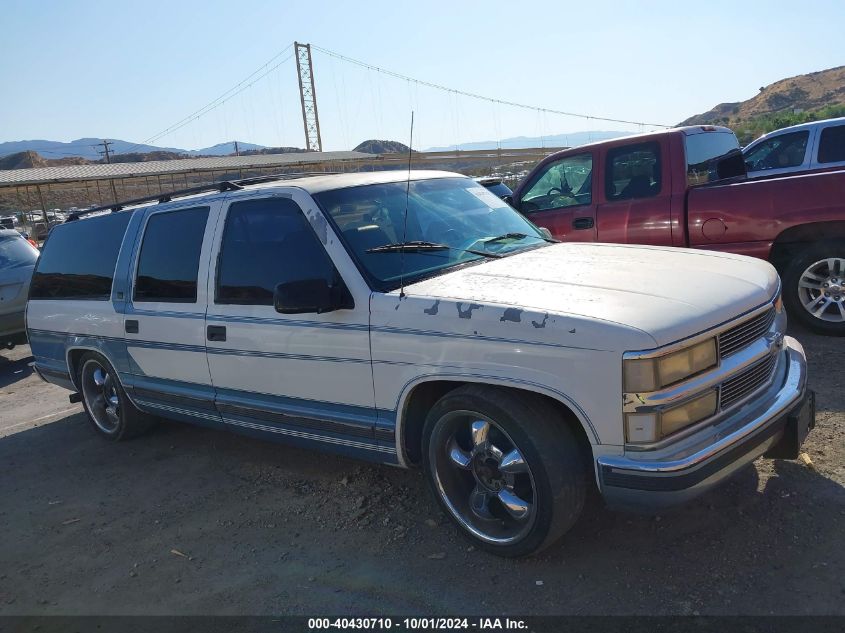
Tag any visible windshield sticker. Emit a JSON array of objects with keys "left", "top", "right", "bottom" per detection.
[{"left": 468, "top": 187, "right": 509, "bottom": 209}]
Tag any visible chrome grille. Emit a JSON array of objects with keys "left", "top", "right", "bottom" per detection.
[
  {"left": 718, "top": 308, "right": 775, "bottom": 358},
  {"left": 720, "top": 353, "right": 777, "bottom": 409}
]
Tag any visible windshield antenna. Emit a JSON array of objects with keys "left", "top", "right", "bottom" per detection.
[{"left": 399, "top": 111, "right": 414, "bottom": 299}]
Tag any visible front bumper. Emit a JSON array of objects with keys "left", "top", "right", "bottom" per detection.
[{"left": 598, "top": 336, "right": 812, "bottom": 509}]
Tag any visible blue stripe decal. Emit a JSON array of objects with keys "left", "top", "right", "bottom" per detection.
[
  {"left": 206, "top": 313, "right": 369, "bottom": 332},
  {"left": 215, "top": 387, "right": 377, "bottom": 431},
  {"left": 222, "top": 417, "right": 394, "bottom": 454},
  {"left": 125, "top": 307, "right": 207, "bottom": 320},
  {"left": 371, "top": 324, "right": 604, "bottom": 352},
  {"left": 206, "top": 347, "right": 369, "bottom": 364}
]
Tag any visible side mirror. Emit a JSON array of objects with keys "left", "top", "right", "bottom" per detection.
[
  {"left": 273, "top": 278, "right": 352, "bottom": 314},
  {"left": 715, "top": 150, "right": 747, "bottom": 180},
  {"left": 503, "top": 194, "right": 514, "bottom": 207},
  {"left": 538, "top": 227, "right": 553, "bottom": 240}
]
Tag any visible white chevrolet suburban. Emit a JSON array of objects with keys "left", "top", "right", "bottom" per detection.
[{"left": 26, "top": 170, "right": 814, "bottom": 556}]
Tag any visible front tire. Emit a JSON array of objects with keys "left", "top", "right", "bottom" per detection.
[
  {"left": 783, "top": 242, "right": 845, "bottom": 336},
  {"left": 77, "top": 352, "right": 156, "bottom": 440},
  {"left": 422, "top": 385, "right": 587, "bottom": 557}
]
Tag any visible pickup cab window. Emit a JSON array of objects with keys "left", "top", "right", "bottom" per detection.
[
  {"left": 605, "top": 142, "right": 661, "bottom": 200},
  {"left": 216, "top": 197, "right": 336, "bottom": 305},
  {"left": 520, "top": 153, "right": 593, "bottom": 211},
  {"left": 744, "top": 130, "right": 809, "bottom": 172},
  {"left": 818, "top": 124, "right": 845, "bottom": 163},
  {"left": 685, "top": 131, "right": 742, "bottom": 186},
  {"left": 134, "top": 207, "right": 209, "bottom": 303}
]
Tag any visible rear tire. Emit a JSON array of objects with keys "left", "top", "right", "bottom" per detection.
[
  {"left": 422, "top": 385, "right": 588, "bottom": 557},
  {"left": 77, "top": 351, "right": 156, "bottom": 440},
  {"left": 782, "top": 242, "right": 845, "bottom": 336}
]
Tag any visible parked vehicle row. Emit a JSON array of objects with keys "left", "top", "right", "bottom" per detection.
[
  {"left": 508, "top": 125, "right": 845, "bottom": 335},
  {"left": 27, "top": 171, "right": 813, "bottom": 556}
]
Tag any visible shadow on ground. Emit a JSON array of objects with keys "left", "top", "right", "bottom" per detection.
[{"left": 0, "top": 408, "right": 842, "bottom": 616}]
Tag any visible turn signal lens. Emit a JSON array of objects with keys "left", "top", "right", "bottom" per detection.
[
  {"left": 660, "top": 390, "right": 718, "bottom": 436},
  {"left": 625, "top": 413, "right": 658, "bottom": 443}
]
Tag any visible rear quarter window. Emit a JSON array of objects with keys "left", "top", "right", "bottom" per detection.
[
  {"left": 818, "top": 125, "right": 845, "bottom": 163},
  {"left": 30, "top": 213, "right": 133, "bottom": 300}
]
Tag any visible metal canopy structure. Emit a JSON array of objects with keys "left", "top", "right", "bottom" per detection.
[{"left": 0, "top": 151, "right": 373, "bottom": 187}]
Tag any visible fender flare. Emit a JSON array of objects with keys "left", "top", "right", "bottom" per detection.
[{"left": 392, "top": 372, "right": 601, "bottom": 468}]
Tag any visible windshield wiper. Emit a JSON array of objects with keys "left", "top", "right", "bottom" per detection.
[
  {"left": 483, "top": 232, "right": 556, "bottom": 245},
  {"left": 365, "top": 241, "right": 501, "bottom": 258}
]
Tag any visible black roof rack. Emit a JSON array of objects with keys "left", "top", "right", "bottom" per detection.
[{"left": 65, "top": 171, "right": 340, "bottom": 221}]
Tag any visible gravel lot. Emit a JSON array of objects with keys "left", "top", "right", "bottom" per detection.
[{"left": 0, "top": 324, "right": 842, "bottom": 616}]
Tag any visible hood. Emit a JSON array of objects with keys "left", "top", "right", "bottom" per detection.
[{"left": 404, "top": 242, "right": 779, "bottom": 347}]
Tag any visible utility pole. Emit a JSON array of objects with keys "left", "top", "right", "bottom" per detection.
[
  {"left": 295, "top": 42, "right": 323, "bottom": 152},
  {"left": 95, "top": 139, "right": 120, "bottom": 203},
  {"left": 234, "top": 140, "right": 240, "bottom": 156}
]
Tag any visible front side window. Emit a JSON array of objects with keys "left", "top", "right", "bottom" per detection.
[
  {"left": 743, "top": 130, "right": 809, "bottom": 171},
  {"left": 315, "top": 177, "right": 548, "bottom": 289},
  {"left": 818, "top": 124, "right": 845, "bottom": 163},
  {"left": 520, "top": 154, "right": 593, "bottom": 212},
  {"left": 216, "top": 197, "right": 335, "bottom": 305},
  {"left": 134, "top": 207, "right": 209, "bottom": 303},
  {"left": 606, "top": 142, "right": 661, "bottom": 201},
  {"left": 30, "top": 212, "right": 133, "bottom": 300}
]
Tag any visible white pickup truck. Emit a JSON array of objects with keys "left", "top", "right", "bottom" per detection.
[
  {"left": 743, "top": 116, "right": 845, "bottom": 177},
  {"left": 27, "top": 170, "right": 814, "bottom": 556}
]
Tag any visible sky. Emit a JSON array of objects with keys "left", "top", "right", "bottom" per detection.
[{"left": 1, "top": 0, "right": 844, "bottom": 153}]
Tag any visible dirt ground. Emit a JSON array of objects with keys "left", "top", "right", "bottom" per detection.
[{"left": 0, "top": 323, "right": 842, "bottom": 616}]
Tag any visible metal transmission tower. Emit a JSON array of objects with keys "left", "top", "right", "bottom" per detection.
[{"left": 295, "top": 42, "right": 323, "bottom": 152}]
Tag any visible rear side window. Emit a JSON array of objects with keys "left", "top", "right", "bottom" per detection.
[
  {"left": 0, "top": 234, "right": 38, "bottom": 269},
  {"left": 216, "top": 197, "right": 334, "bottom": 305},
  {"left": 818, "top": 125, "right": 845, "bottom": 163},
  {"left": 134, "top": 207, "right": 209, "bottom": 303},
  {"left": 605, "top": 142, "right": 661, "bottom": 201},
  {"left": 30, "top": 213, "right": 132, "bottom": 300}
]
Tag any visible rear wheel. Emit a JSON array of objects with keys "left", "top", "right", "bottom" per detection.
[
  {"left": 422, "top": 385, "right": 587, "bottom": 557},
  {"left": 78, "top": 352, "right": 156, "bottom": 440},
  {"left": 783, "top": 242, "right": 845, "bottom": 336}
]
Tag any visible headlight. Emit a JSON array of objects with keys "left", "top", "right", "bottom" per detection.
[
  {"left": 625, "top": 390, "right": 718, "bottom": 443},
  {"left": 623, "top": 338, "right": 717, "bottom": 392}
]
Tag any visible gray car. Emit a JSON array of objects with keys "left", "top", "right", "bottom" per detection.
[{"left": 0, "top": 229, "right": 39, "bottom": 348}]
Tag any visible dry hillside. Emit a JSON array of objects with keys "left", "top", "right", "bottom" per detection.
[{"left": 680, "top": 66, "right": 845, "bottom": 142}]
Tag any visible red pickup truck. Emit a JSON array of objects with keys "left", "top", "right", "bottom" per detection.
[{"left": 509, "top": 126, "right": 845, "bottom": 335}]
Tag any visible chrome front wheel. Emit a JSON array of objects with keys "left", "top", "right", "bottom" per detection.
[
  {"left": 422, "top": 385, "right": 587, "bottom": 557},
  {"left": 431, "top": 411, "right": 538, "bottom": 545}
]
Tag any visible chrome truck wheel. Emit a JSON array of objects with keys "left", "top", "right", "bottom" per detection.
[
  {"left": 77, "top": 352, "right": 156, "bottom": 440},
  {"left": 784, "top": 244, "right": 845, "bottom": 336},
  {"left": 422, "top": 385, "right": 587, "bottom": 557}
]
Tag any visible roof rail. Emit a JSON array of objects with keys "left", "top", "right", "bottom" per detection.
[{"left": 65, "top": 171, "right": 341, "bottom": 221}]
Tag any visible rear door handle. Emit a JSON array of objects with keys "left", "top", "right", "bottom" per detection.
[
  {"left": 572, "top": 217, "right": 594, "bottom": 230},
  {"left": 125, "top": 320, "right": 139, "bottom": 334},
  {"left": 207, "top": 325, "right": 227, "bottom": 342}
]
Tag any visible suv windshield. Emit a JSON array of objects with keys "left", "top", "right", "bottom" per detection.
[
  {"left": 315, "top": 177, "right": 548, "bottom": 289},
  {"left": 0, "top": 234, "right": 39, "bottom": 269}
]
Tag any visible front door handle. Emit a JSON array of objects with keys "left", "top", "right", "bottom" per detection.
[
  {"left": 125, "top": 320, "right": 139, "bottom": 334},
  {"left": 207, "top": 325, "right": 227, "bottom": 342},
  {"left": 572, "top": 217, "right": 594, "bottom": 230}
]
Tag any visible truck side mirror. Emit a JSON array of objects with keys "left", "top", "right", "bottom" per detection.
[{"left": 273, "top": 278, "right": 352, "bottom": 314}]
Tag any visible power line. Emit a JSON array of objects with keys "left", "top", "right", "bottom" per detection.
[
  {"left": 310, "top": 44, "right": 672, "bottom": 129},
  {"left": 117, "top": 44, "right": 296, "bottom": 155}
]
